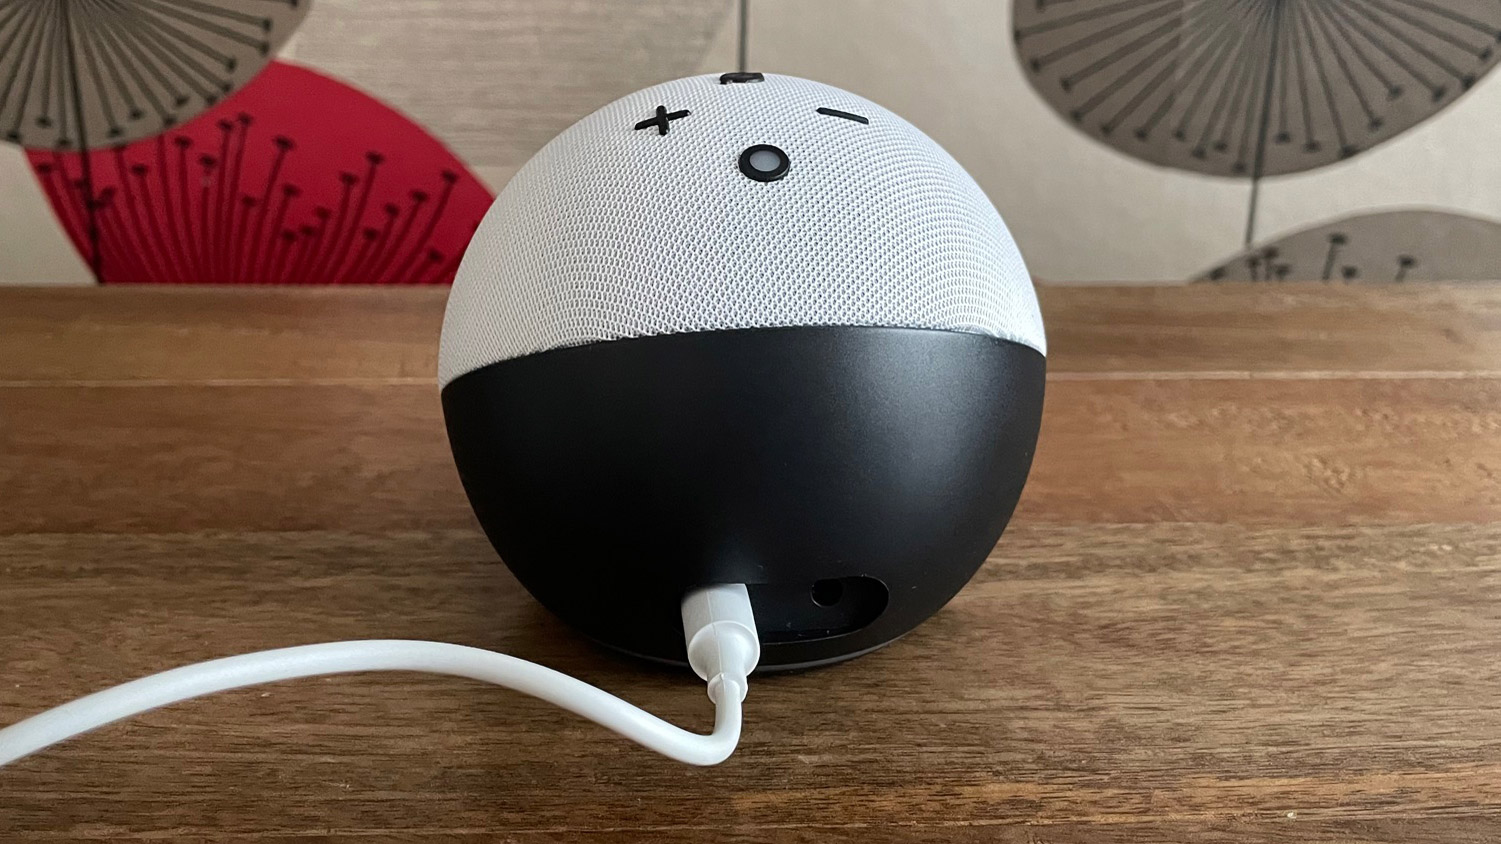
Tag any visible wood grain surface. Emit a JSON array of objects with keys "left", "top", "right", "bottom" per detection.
[
  {"left": 1, "top": 284, "right": 1499, "bottom": 842},
  {"left": 6, "top": 283, "right": 1500, "bottom": 383}
]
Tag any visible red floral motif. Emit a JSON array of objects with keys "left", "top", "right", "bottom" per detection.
[{"left": 30, "top": 61, "right": 494, "bottom": 284}]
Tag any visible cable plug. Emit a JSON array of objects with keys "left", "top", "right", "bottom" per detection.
[{"left": 681, "top": 584, "right": 761, "bottom": 706}]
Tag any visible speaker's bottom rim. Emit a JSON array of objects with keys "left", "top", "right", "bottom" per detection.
[{"left": 602, "top": 628, "right": 909, "bottom": 673}]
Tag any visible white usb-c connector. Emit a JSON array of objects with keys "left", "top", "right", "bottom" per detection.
[{"left": 0, "top": 584, "right": 760, "bottom": 768}]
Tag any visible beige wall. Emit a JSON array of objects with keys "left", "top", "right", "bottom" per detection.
[
  {"left": 0, "top": 148, "right": 90, "bottom": 285},
  {"left": 3, "top": 0, "right": 1497, "bottom": 284}
]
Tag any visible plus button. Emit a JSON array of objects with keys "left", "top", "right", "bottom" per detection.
[{"left": 633, "top": 105, "right": 690, "bottom": 136}]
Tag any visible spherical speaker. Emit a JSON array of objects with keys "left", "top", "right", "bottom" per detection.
[{"left": 439, "top": 73, "right": 1046, "bottom": 670}]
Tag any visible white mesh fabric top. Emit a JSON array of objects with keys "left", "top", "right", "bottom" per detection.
[{"left": 439, "top": 73, "right": 1044, "bottom": 386}]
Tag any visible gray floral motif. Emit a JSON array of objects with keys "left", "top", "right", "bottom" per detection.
[
  {"left": 0, "top": 0, "right": 312, "bottom": 150},
  {"left": 1196, "top": 209, "right": 1501, "bottom": 281},
  {"left": 1014, "top": 0, "right": 1501, "bottom": 178}
]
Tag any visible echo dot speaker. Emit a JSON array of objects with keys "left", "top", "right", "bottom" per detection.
[{"left": 439, "top": 72, "right": 1046, "bottom": 670}]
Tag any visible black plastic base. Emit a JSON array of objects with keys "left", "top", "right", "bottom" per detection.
[{"left": 441, "top": 325, "right": 1045, "bottom": 669}]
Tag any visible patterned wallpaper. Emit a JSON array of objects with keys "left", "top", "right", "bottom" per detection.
[{"left": 1, "top": 0, "right": 1498, "bottom": 284}]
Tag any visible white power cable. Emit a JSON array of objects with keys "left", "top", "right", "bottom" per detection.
[{"left": 0, "top": 584, "right": 760, "bottom": 768}]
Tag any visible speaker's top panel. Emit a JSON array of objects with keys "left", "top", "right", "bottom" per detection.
[{"left": 440, "top": 73, "right": 1044, "bottom": 385}]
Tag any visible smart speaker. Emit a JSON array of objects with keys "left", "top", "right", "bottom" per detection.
[
  {"left": 0, "top": 73, "right": 1046, "bottom": 773},
  {"left": 439, "top": 72, "right": 1046, "bottom": 670}
]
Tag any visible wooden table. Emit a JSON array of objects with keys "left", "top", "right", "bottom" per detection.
[{"left": 2, "top": 284, "right": 1499, "bottom": 842}]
